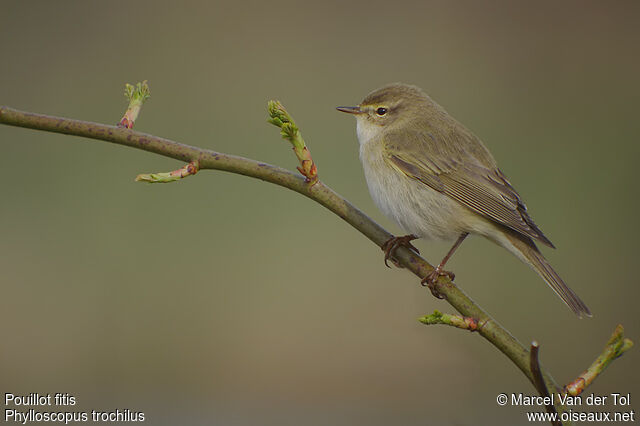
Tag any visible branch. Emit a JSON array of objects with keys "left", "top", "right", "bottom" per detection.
[
  {"left": 563, "top": 325, "right": 633, "bottom": 396},
  {"left": 0, "top": 103, "right": 632, "bottom": 424},
  {"left": 530, "top": 341, "right": 560, "bottom": 426},
  {"left": 0, "top": 104, "right": 562, "bottom": 394}
]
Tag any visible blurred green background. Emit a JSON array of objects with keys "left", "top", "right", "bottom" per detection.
[{"left": 1, "top": 1, "right": 638, "bottom": 424}]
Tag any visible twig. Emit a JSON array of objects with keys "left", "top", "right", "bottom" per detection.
[
  {"left": 563, "top": 325, "right": 633, "bottom": 396},
  {"left": 135, "top": 161, "right": 199, "bottom": 183},
  {"left": 419, "top": 310, "right": 483, "bottom": 331},
  {"left": 267, "top": 100, "right": 317, "bottom": 183},
  {"left": 530, "top": 341, "right": 560, "bottom": 426},
  {"left": 118, "top": 81, "right": 150, "bottom": 129}
]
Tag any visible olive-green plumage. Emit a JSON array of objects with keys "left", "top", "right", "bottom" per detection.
[{"left": 338, "top": 83, "right": 590, "bottom": 317}]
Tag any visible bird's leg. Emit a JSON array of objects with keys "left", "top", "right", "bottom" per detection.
[
  {"left": 381, "top": 234, "right": 420, "bottom": 268},
  {"left": 422, "top": 232, "right": 469, "bottom": 298}
]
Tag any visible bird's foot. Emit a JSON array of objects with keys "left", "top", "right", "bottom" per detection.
[
  {"left": 420, "top": 266, "right": 455, "bottom": 299},
  {"left": 381, "top": 234, "right": 419, "bottom": 268}
]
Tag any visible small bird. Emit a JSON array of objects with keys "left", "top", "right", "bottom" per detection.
[{"left": 337, "top": 83, "right": 590, "bottom": 317}]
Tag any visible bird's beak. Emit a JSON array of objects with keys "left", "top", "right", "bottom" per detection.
[{"left": 336, "top": 106, "right": 363, "bottom": 114}]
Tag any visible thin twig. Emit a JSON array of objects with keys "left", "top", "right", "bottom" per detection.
[
  {"left": 530, "top": 341, "right": 560, "bottom": 426},
  {"left": 118, "top": 81, "right": 150, "bottom": 129},
  {"left": 267, "top": 100, "right": 317, "bottom": 183},
  {"left": 419, "top": 310, "right": 483, "bottom": 331},
  {"left": 136, "top": 160, "right": 199, "bottom": 183},
  {"left": 563, "top": 325, "right": 633, "bottom": 396}
]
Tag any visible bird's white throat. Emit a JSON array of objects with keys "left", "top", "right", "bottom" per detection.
[{"left": 355, "top": 117, "right": 379, "bottom": 150}]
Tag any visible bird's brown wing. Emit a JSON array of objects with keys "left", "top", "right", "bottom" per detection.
[{"left": 386, "top": 145, "right": 555, "bottom": 248}]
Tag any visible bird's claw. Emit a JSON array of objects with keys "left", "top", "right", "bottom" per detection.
[
  {"left": 420, "top": 267, "right": 455, "bottom": 299},
  {"left": 381, "top": 234, "right": 419, "bottom": 268}
]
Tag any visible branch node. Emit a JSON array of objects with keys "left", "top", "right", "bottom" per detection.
[
  {"left": 135, "top": 160, "right": 199, "bottom": 183},
  {"left": 418, "top": 310, "right": 481, "bottom": 332},
  {"left": 267, "top": 100, "right": 318, "bottom": 183},
  {"left": 563, "top": 324, "right": 633, "bottom": 396},
  {"left": 118, "top": 80, "right": 150, "bottom": 129}
]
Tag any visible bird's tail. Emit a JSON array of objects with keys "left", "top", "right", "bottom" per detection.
[{"left": 501, "top": 230, "right": 591, "bottom": 318}]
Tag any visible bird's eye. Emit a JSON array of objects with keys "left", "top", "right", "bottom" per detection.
[{"left": 376, "top": 107, "right": 387, "bottom": 116}]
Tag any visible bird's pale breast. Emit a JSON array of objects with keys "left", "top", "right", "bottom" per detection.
[{"left": 359, "top": 135, "right": 472, "bottom": 242}]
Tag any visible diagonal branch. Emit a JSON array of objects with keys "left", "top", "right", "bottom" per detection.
[
  {"left": 0, "top": 104, "right": 632, "bottom": 424},
  {"left": 0, "top": 104, "right": 561, "bottom": 393}
]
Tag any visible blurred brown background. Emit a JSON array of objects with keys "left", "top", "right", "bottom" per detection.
[{"left": 1, "top": 1, "right": 638, "bottom": 424}]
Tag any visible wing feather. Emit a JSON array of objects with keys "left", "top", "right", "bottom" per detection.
[{"left": 387, "top": 136, "right": 554, "bottom": 248}]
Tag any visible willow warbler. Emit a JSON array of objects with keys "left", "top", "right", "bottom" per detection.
[{"left": 337, "top": 83, "right": 590, "bottom": 317}]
